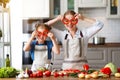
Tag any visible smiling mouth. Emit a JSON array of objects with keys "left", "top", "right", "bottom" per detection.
[{"left": 67, "top": 25, "right": 73, "bottom": 28}]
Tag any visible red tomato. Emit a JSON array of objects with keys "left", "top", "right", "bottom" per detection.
[
  {"left": 83, "top": 64, "right": 89, "bottom": 71},
  {"left": 32, "top": 73, "right": 37, "bottom": 78},
  {"left": 36, "top": 70, "right": 43, "bottom": 77},
  {"left": 30, "top": 74, "right": 33, "bottom": 78},
  {"left": 44, "top": 70, "right": 51, "bottom": 77},
  {"left": 53, "top": 72, "right": 59, "bottom": 77},
  {"left": 59, "top": 73, "right": 64, "bottom": 77},
  {"left": 73, "top": 69, "right": 81, "bottom": 73},
  {"left": 117, "top": 68, "right": 120, "bottom": 73}
]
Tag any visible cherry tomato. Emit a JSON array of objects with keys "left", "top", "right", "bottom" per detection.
[
  {"left": 32, "top": 73, "right": 37, "bottom": 78},
  {"left": 44, "top": 70, "right": 51, "bottom": 77},
  {"left": 53, "top": 72, "right": 59, "bottom": 77},
  {"left": 83, "top": 64, "right": 89, "bottom": 71},
  {"left": 36, "top": 70, "right": 43, "bottom": 77},
  {"left": 59, "top": 73, "right": 64, "bottom": 77},
  {"left": 117, "top": 68, "right": 120, "bottom": 73},
  {"left": 30, "top": 74, "right": 33, "bottom": 78}
]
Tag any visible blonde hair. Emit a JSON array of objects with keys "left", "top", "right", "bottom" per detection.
[
  {"left": 35, "top": 23, "right": 51, "bottom": 31},
  {"left": 63, "top": 10, "right": 76, "bottom": 18}
]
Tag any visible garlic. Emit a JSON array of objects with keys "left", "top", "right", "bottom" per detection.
[
  {"left": 78, "top": 73, "right": 85, "bottom": 79},
  {"left": 115, "top": 73, "right": 120, "bottom": 78},
  {"left": 91, "top": 73, "right": 98, "bottom": 79},
  {"left": 24, "top": 73, "right": 29, "bottom": 78},
  {"left": 17, "top": 73, "right": 24, "bottom": 79},
  {"left": 85, "top": 74, "right": 91, "bottom": 79}
]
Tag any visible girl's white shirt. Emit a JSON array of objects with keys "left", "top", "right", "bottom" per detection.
[{"left": 51, "top": 20, "right": 104, "bottom": 55}]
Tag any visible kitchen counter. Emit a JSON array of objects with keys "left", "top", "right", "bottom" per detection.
[
  {"left": 0, "top": 76, "right": 120, "bottom": 80},
  {"left": 88, "top": 43, "right": 120, "bottom": 48},
  {"left": 59, "top": 43, "right": 120, "bottom": 48}
]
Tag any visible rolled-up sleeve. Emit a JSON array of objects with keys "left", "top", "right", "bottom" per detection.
[{"left": 83, "top": 20, "right": 104, "bottom": 38}]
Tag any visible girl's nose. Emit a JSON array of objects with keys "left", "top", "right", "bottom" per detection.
[
  {"left": 40, "top": 34, "right": 44, "bottom": 38},
  {"left": 68, "top": 22, "right": 72, "bottom": 26}
]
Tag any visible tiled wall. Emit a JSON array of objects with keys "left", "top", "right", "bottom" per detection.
[
  {"left": 53, "top": 8, "right": 120, "bottom": 43},
  {"left": 78, "top": 8, "right": 120, "bottom": 43}
]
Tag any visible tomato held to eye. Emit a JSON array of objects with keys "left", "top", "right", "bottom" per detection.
[{"left": 83, "top": 64, "right": 89, "bottom": 71}]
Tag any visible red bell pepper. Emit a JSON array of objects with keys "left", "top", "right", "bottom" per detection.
[
  {"left": 100, "top": 67, "right": 111, "bottom": 75},
  {"left": 83, "top": 64, "right": 89, "bottom": 71}
]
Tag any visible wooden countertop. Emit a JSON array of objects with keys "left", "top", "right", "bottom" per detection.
[
  {"left": 88, "top": 43, "right": 120, "bottom": 48},
  {"left": 0, "top": 76, "right": 120, "bottom": 80},
  {"left": 60, "top": 43, "right": 120, "bottom": 48}
]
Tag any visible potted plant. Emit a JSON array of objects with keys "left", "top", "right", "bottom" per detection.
[{"left": 0, "top": 0, "right": 10, "bottom": 8}]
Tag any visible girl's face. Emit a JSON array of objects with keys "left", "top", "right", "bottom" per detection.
[
  {"left": 63, "top": 14, "right": 78, "bottom": 31},
  {"left": 36, "top": 27, "right": 49, "bottom": 43}
]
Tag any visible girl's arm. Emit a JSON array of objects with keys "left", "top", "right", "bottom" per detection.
[
  {"left": 76, "top": 13, "right": 96, "bottom": 24},
  {"left": 77, "top": 14, "right": 104, "bottom": 38},
  {"left": 23, "top": 31, "right": 37, "bottom": 51},
  {"left": 45, "top": 15, "right": 63, "bottom": 26},
  {"left": 48, "top": 32, "right": 60, "bottom": 54}
]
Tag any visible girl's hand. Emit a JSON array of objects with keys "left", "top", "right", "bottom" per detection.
[
  {"left": 47, "top": 32, "right": 55, "bottom": 40},
  {"left": 75, "top": 13, "right": 84, "bottom": 20},
  {"left": 31, "top": 30, "right": 37, "bottom": 39},
  {"left": 57, "top": 15, "right": 63, "bottom": 21}
]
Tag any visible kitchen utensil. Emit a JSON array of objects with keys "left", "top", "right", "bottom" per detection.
[{"left": 93, "top": 37, "right": 105, "bottom": 45}]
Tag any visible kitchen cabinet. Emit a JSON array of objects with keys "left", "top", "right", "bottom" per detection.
[
  {"left": 87, "top": 47, "right": 120, "bottom": 69},
  {"left": 76, "top": 0, "right": 106, "bottom": 7},
  {"left": 50, "top": 0, "right": 75, "bottom": 17},
  {"left": 74, "top": 0, "right": 107, "bottom": 12},
  {"left": 86, "top": 48, "right": 108, "bottom": 69},
  {"left": 106, "top": 0, "right": 120, "bottom": 18},
  {"left": 108, "top": 48, "right": 120, "bottom": 67},
  {"left": 0, "top": 5, "right": 11, "bottom": 67},
  {"left": 51, "top": 47, "right": 108, "bottom": 70},
  {"left": 52, "top": 44, "right": 120, "bottom": 70},
  {"left": 22, "top": 0, "right": 50, "bottom": 18}
]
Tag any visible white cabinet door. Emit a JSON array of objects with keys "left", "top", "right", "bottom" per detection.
[
  {"left": 50, "top": 0, "right": 75, "bottom": 17},
  {"left": 106, "top": 0, "right": 120, "bottom": 18},
  {"left": 23, "top": 0, "right": 50, "bottom": 18},
  {"left": 77, "top": 0, "right": 106, "bottom": 7},
  {"left": 108, "top": 48, "right": 120, "bottom": 67},
  {"left": 87, "top": 48, "right": 108, "bottom": 69}
]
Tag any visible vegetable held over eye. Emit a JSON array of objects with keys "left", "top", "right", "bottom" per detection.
[
  {"left": 62, "top": 17, "right": 78, "bottom": 25},
  {"left": 37, "top": 30, "right": 49, "bottom": 38}
]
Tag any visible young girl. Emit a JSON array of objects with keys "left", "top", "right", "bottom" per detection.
[
  {"left": 23, "top": 23, "right": 60, "bottom": 71},
  {"left": 46, "top": 10, "right": 104, "bottom": 70}
]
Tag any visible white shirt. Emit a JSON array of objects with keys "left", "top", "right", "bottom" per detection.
[{"left": 51, "top": 20, "right": 104, "bottom": 55}]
